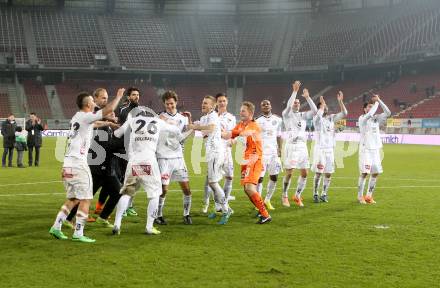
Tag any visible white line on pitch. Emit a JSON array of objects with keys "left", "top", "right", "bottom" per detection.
[{"left": 1, "top": 186, "right": 440, "bottom": 197}]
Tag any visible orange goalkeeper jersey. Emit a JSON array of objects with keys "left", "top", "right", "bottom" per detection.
[{"left": 231, "top": 120, "right": 263, "bottom": 160}]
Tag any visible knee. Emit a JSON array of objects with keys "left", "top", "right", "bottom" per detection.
[
  {"left": 301, "top": 170, "right": 308, "bottom": 178},
  {"left": 258, "top": 177, "right": 264, "bottom": 184}
]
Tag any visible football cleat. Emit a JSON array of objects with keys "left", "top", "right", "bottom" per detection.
[
  {"left": 358, "top": 196, "right": 367, "bottom": 204},
  {"left": 183, "top": 215, "right": 193, "bottom": 225},
  {"left": 218, "top": 211, "right": 231, "bottom": 225},
  {"left": 72, "top": 235, "right": 96, "bottom": 243},
  {"left": 145, "top": 227, "right": 161, "bottom": 235},
  {"left": 96, "top": 217, "right": 114, "bottom": 228},
  {"left": 292, "top": 195, "right": 304, "bottom": 207},
  {"left": 320, "top": 195, "right": 329, "bottom": 203},
  {"left": 313, "top": 194, "right": 320, "bottom": 203},
  {"left": 257, "top": 215, "right": 272, "bottom": 224},
  {"left": 112, "top": 226, "right": 120, "bottom": 235},
  {"left": 264, "top": 200, "right": 275, "bottom": 210},
  {"left": 126, "top": 207, "right": 138, "bottom": 216},
  {"left": 364, "top": 195, "right": 376, "bottom": 204},
  {"left": 282, "top": 196, "right": 290, "bottom": 207},
  {"left": 154, "top": 216, "right": 167, "bottom": 225},
  {"left": 49, "top": 227, "right": 68, "bottom": 240}
]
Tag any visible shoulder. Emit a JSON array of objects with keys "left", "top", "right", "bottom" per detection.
[
  {"left": 251, "top": 121, "right": 261, "bottom": 130},
  {"left": 226, "top": 112, "right": 235, "bottom": 119}
]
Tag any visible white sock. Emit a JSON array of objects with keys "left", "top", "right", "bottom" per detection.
[
  {"left": 358, "top": 176, "right": 367, "bottom": 199},
  {"left": 322, "top": 177, "right": 331, "bottom": 196},
  {"left": 366, "top": 177, "right": 377, "bottom": 197},
  {"left": 313, "top": 174, "right": 322, "bottom": 196},
  {"left": 158, "top": 196, "right": 166, "bottom": 217},
  {"left": 128, "top": 197, "right": 134, "bottom": 209},
  {"left": 204, "top": 177, "right": 211, "bottom": 205},
  {"left": 282, "top": 176, "right": 291, "bottom": 198},
  {"left": 295, "top": 176, "right": 307, "bottom": 197},
  {"left": 265, "top": 180, "right": 277, "bottom": 201},
  {"left": 114, "top": 195, "right": 130, "bottom": 229},
  {"left": 73, "top": 210, "right": 87, "bottom": 238},
  {"left": 183, "top": 195, "right": 192, "bottom": 216},
  {"left": 146, "top": 196, "right": 159, "bottom": 232},
  {"left": 53, "top": 205, "right": 69, "bottom": 230},
  {"left": 256, "top": 182, "right": 263, "bottom": 195},
  {"left": 223, "top": 178, "right": 233, "bottom": 200},
  {"left": 209, "top": 182, "right": 228, "bottom": 213}
]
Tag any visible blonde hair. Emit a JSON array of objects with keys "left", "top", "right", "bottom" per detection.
[
  {"left": 204, "top": 95, "right": 217, "bottom": 108},
  {"left": 241, "top": 101, "right": 255, "bottom": 114}
]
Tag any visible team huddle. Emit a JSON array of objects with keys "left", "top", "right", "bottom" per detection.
[{"left": 49, "top": 81, "right": 391, "bottom": 243}]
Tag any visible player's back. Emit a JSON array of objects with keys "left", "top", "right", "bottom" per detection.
[
  {"left": 314, "top": 114, "right": 336, "bottom": 149},
  {"left": 125, "top": 115, "right": 163, "bottom": 162},
  {"left": 65, "top": 110, "right": 102, "bottom": 163},
  {"left": 283, "top": 111, "right": 307, "bottom": 143},
  {"left": 358, "top": 114, "right": 382, "bottom": 150}
]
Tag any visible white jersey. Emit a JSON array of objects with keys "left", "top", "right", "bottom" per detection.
[
  {"left": 218, "top": 111, "right": 236, "bottom": 150},
  {"left": 313, "top": 110, "right": 346, "bottom": 149},
  {"left": 256, "top": 114, "right": 282, "bottom": 156},
  {"left": 282, "top": 91, "right": 317, "bottom": 144},
  {"left": 359, "top": 100, "right": 391, "bottom": 150},
  {"left": 157, "top": 111, "right": 189, "bottom": 159},
  {"left": 64, "top": 110, "right": 103, "bottom": 165},
  {"left": 114, "top": 115, "right": 181, "bottom": 162},
  {"left": 200, "top": 110, "right": 224, "bottom": 157}
]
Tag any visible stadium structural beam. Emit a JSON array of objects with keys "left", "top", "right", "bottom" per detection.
[{"left": 106, "top": 0, "right": 115, "bottom": 13}]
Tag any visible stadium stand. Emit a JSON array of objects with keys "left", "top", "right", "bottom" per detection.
[
  {"left": 342, "top": 73, "right": 440, "bottom": 119},
  {"left": 398, "top": 95, "right": 440, "bottom": 118},
  {"left": 0, "top": 91, "right": 12, "bottom": 116},
  {"left": 0, "top": 9, "right": 28, "bottom": 64},
  {"left": 31, "top": 10, "right": 107, "bottom": 67},
  {"left": 22, "top": 80, "right": 52, "bottom": 119}
]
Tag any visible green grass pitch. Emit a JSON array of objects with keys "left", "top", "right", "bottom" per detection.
[{"left": 0, "top": 137, "right": 439, "bottom": 287}]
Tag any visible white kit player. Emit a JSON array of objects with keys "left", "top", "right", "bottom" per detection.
[
  {"left": 156, "top": 90, "right": 193, "bottom": 225},
  {"left": 189, "top": 95, "right": 232, "bottom": 225},
  {"left": 311, "top": 92, "right": 347, "bottom": 203},
  {"left": 49, "top": 88, "right": 125, "bottom": 243},
  {"left": 255, "top": 100, "right": 283, "bottom": 210},
  {"left": 281, "top": 81, "right": 318, "bottom": 207},
  {"left": 202, "top": 93, "right": 236, "bottom": 213},
  {"left": 358, "top": 94, "right": 391, "bottom": 204},
  {"left": 112, "top": 111, "right": 193, "bottom": 235}
]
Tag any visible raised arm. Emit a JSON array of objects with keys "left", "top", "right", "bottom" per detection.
[
  {"left": 303, "top": 88, "right": 318, "bottom": 119},
  {"left": 333, "top": 91, "right": 348, "bottom": 122},
  {"left": 364, "top": 101, "right": 379, "bottom": 120},
  {"left": 282, "top": 81, "right": 301, "bottom": 118},
  {"left": 377, "top": 96, "right": 391, "bottom": 122},
  {"left": 101, "top": 88, "right": 125, "bottom": 118}
]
